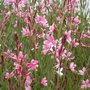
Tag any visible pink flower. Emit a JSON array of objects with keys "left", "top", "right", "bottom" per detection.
[
  {"left": 78, "top": 67, "right": 86, "bottom": 75},
  {"left": 6, "top": 0, "right": 27, "bottom": 4},
  {"left": 48, "top": 0, "right": 53, "bottom": 5},
  {"left": 49, "top": 24, "right": 55, "bottom": 33},
  {"left": 24, "top": 73, "right": 32, "bottom": 90},
  {"left": 72, "top": 16, "right": 80, "bottom": 25},
  {"left": 67, "top": 4, "right": 74, "bottom": 12},
  {"left": 37, "top": 32, "right": 45, "bottom": 38},
  {"left": 81, "top": 79, "right": 90, "bottom": 89},
  {"left": 80, "top": 30, "right": 90, "bottom": 39},
  {"left": 80, "top": 33, "right": 88, "bottom": 39},
  {"left": 24, "top": 16, "right": 31, "bottom": 24},
  {"left": 22, "top": 27, "right": 32, "bottom": 37},
  {"left": 87, "top": 30, "right": 90, "bottom": 36},
  {"left": 18, "top": 0, "right": 28, "bottom": 8},
  {"left": 64, "top": 30, "right": 72, "bottom": 43},
  {"left": 5, "top": 72, "right": 14, "bottom": 79},
  {"left": 16, "top": 11, "right": 25, "bottom": 18},
  {"left": 43, "top": 35, "right": 57, "bottom": 54},
  {"left": 41, "top": 77, "right": 48, "bottom": 86},
  {"left": 14, "top": 20, "right": 18, "bottom": 27},
  {"left": 4, "top": 50, "right": 13, "bottom": 56},
  {"left": 73, "top": 28, "right": 78, "bottom": 35},
  {"left": 69, "top": 62, "right": 76, "bottom": 71},
  {"left": 8, "top": 51, "right": 26, "bottom": 62},
  {"left": 71, "top": 39, "right": 79, "bottom": 47},
  {"left": 25, "top": 85, "right": 32, "bottom": 90},
  {"left": 4, "top": 50, "right": 16, "bottom": 60},
  {"left": 27, "top": 59, "right": 38, "bottom": 71},
  {"left": 6, "top": 0, "right": 16, "bottom": 3},
  {"left": 70, "top": 0, "right": 76, "bottom": 3},
  {"left": 39, "top": 1, "right": 45, "bottom": 9},
  {"left": 57, "top": 16, "right": 63, "bottom": 24},
  {"left": 17, "top": 51, "right": 24, "bottom": 60},
  {"left": 39, "top": 1, "right": 46, "bottom": 14},
  {"left": 35, "top": 14, "right": 48, "bottom": 28},
  {"left": 14, "top": 63, "right": 23, "bottom": 75},
  {"left": 25, "top": 74, "right": 32, "bottom": 86},
  {"left": 66, "top": 52, "right": 74, "bottom": 60},
  {"left": 19, "top": 0, "right": 27, "bottom": 4},
  {"left": 55, "top": 45, "right": 65, "bottom": 60},
  {"left": 66, "top": 0, "right": 76, "bottom": 12}
]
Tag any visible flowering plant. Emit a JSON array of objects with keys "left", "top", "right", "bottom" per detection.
[{"left": 0, "top": 0, "right": 90, "bottom": 90}]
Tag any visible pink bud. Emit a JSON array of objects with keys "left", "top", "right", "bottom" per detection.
[
  {"left": 41, "top": 77, "right": 48, "bottom": 86},
  {"left": 69, "top": 62, "right": 76, "bottom": 71}
]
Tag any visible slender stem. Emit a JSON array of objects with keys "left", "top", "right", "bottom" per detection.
[{"left": 8, "top": 79, "right": 13, "bottom": 90}]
